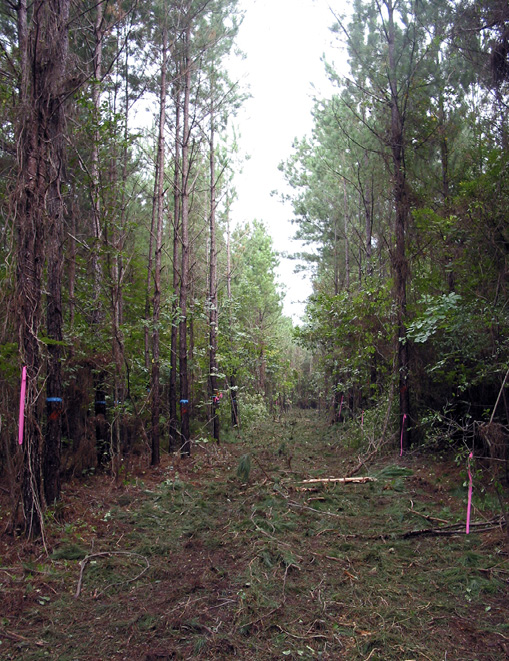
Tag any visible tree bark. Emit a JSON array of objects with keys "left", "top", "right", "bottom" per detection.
[
  {"left": 179, "top": 24, "right": 192, "bottom": 456},
  {"left": 15, "top": 0, "right": 71, "bottom": 533},
  {"left": 342, "top": 178, "right": 350, "bottom": 292},
  {"left": 169, "top": 74, "right": 181, "bottom": 452},
  {"left": 89, "top": 1, "right": 109, "bottom": 465},
  {"left": 226, "top": 206, "right": 239, "bottom": 427},
  {"left": 91, "top": 0, "right": 104, "bottom": 327},
  {"left": 387, "top": 0, "right": 411, "bottom": 449},
  {"left": 108, "top": 25, "right": 129, "bottom": 471},
  {"left": 151, "top": 25, "right": 168, "bottom": 466},
  {"left": 208, "top": 94, "right": 220, "bottom": 443}
]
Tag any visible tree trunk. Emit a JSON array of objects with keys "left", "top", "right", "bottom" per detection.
[
  {"left": 90, "top": 1, "right": 109, "bottom": 464},
  {"left": 360, "top": 161, "right": 374, "bottom": 278},
  {"left": 387, "top": 0, "right": 411, "bottom": 449},
  {"left": 109, "top": 27, "right": 129, "bottom": 471},
  {"left": 169, "top": 76, "right": 181, "bottom": 452},
  {"left": 226, "top": 207, "right": 239, "bottom": 427},
  {"left": 151, "top": 26, "right": 168, "bottom": 466},
  {"left": 342, "top": 178, "right": 350, "bottom": 292},
  {"left": 15, "top": 0, "right": 71, "bottom": 534},
  {"left": 333, "top": 212, "right": 340, "bottom": 295},
  {"left": 67, "top": 203, "right": 77, "bottom": 329},
  {"left": 179, "top": 24, "right": 192, "bottom": 456},
  {"left": 208, "top": 95, "right": 220, "bottom": 443},
  {"left": 91, "top": 0, "right": 104, "bottom": 327},
  {"left": 144, "top": 171, "right": 157, "bottom": 373}
]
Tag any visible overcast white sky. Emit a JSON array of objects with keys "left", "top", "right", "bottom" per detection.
[{"left": 227, "top": 0, "right": 347, "bottom": 321}]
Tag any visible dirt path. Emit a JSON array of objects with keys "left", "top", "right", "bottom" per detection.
[{"left": 1, "top": 411, "right": 508, "bottom": 659}]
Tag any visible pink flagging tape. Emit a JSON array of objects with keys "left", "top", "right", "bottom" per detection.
[
  {"left": 466, "top": 452, "right": 473, "bottom": 534},
  {"left": 400, "top": 413, "right": 407, "bottom": 457},
  {"left": 18, "top": 366, "right": 27, "bottom": 445}
]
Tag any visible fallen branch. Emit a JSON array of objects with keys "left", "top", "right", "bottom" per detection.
[
  {"left": 346, "top": 445, "right": 384, "bottom": 478},
  {"left": 401, "top": 516, "right": 505, "bottom": 539},
  {"left": 407, "top": 500, "right": 450, "bottom": 525},
  {"left": 300, "top": 476, "right": 377, "bottom": 485}
]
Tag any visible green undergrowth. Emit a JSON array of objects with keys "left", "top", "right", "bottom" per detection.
[{"left": 0, "top": 410, "right": 507, "bottom": 659}]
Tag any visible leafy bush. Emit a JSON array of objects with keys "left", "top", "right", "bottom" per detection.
[{"left": 238, "top": 392, "right": 268, "bottom": 429}]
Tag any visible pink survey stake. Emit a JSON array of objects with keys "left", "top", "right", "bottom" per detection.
[{"left": 18, "top": 366, "right": 27, "bottom": 445}]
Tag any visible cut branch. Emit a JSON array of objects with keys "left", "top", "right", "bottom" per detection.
[
  {"left": 401, "top": 517, "right": 505, "bottom": 539},
  {"left": 301, "top": 476, "right": 377, "bottom": 485}
]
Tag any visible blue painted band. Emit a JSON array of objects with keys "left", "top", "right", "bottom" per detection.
[
  {"left": 46, "top": 397, "right": 63, "bottom": 403},
  {"left": 96, "top": 400, "right": 107, "bottom": 405},
  {"left": 180, "top": 399, "right": 189, "bottom": 404}
]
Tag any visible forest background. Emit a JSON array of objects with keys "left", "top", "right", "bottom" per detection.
[{"left": 0, "top": 0, "right": 508, "bottom": 539}]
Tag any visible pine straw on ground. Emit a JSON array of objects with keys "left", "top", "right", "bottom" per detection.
[{"left": 0, "top": 411, "right": 508, "bottom": 660}]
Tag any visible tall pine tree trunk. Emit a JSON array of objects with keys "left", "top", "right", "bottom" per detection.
[
  {"left": 90, "top": 1, "right": 108, "bottom": 462},
  {"left": 91, "top": 1, "right": 104, "bottom": 326},
  {"left": 68, "top": 203, "right": 77, "bottom": 329},
  {"left": 208, "top": 96, "right": 220, "bottom": 443},
  {"left": 169, "top": 76, "right": 181, "bottom": 452},
  {"left": 387, "top": 0, "right": 411, "bottom": 449},
  {"left": 179, "top": 24, "right": 192, "bottom": 456},
  {"left": 108, "top": 27, "right": 129, "bottom": 471},
  {"left": 15, "top": 0, "right": 71, "bottom": 534},
  {"left": 226, "top": 206, "right": 239, "bottom": 427},
  {"left": 342, "top": 178, "right": 350, "bottom": 292},
  {"left": 144, "top": 166, "right": 157, "bottom": 372},
  {"left": 151, "top": 26, "right": 168, "bottom": 466}
]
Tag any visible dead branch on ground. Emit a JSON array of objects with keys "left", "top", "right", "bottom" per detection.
[
  {"left": 296, "top": 476, "right": 377, "bottom": 491},
  {"left": 401, "top": 516, "right": 505, "bottom": 539}
]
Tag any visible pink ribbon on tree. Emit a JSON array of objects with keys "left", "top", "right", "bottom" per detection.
[
  {"left": 18, "top": 366, "right": 27, "bottom": 445},
  {"left": 466, "top": 452, "right": 473, "bottom": 534},
  {"left": 400, "top": 413, "right": 407, "bottom": 457}
]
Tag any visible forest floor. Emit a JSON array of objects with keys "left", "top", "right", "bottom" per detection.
[{"left": 0, "top": 409, "right": 508, "bottom": 660}]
